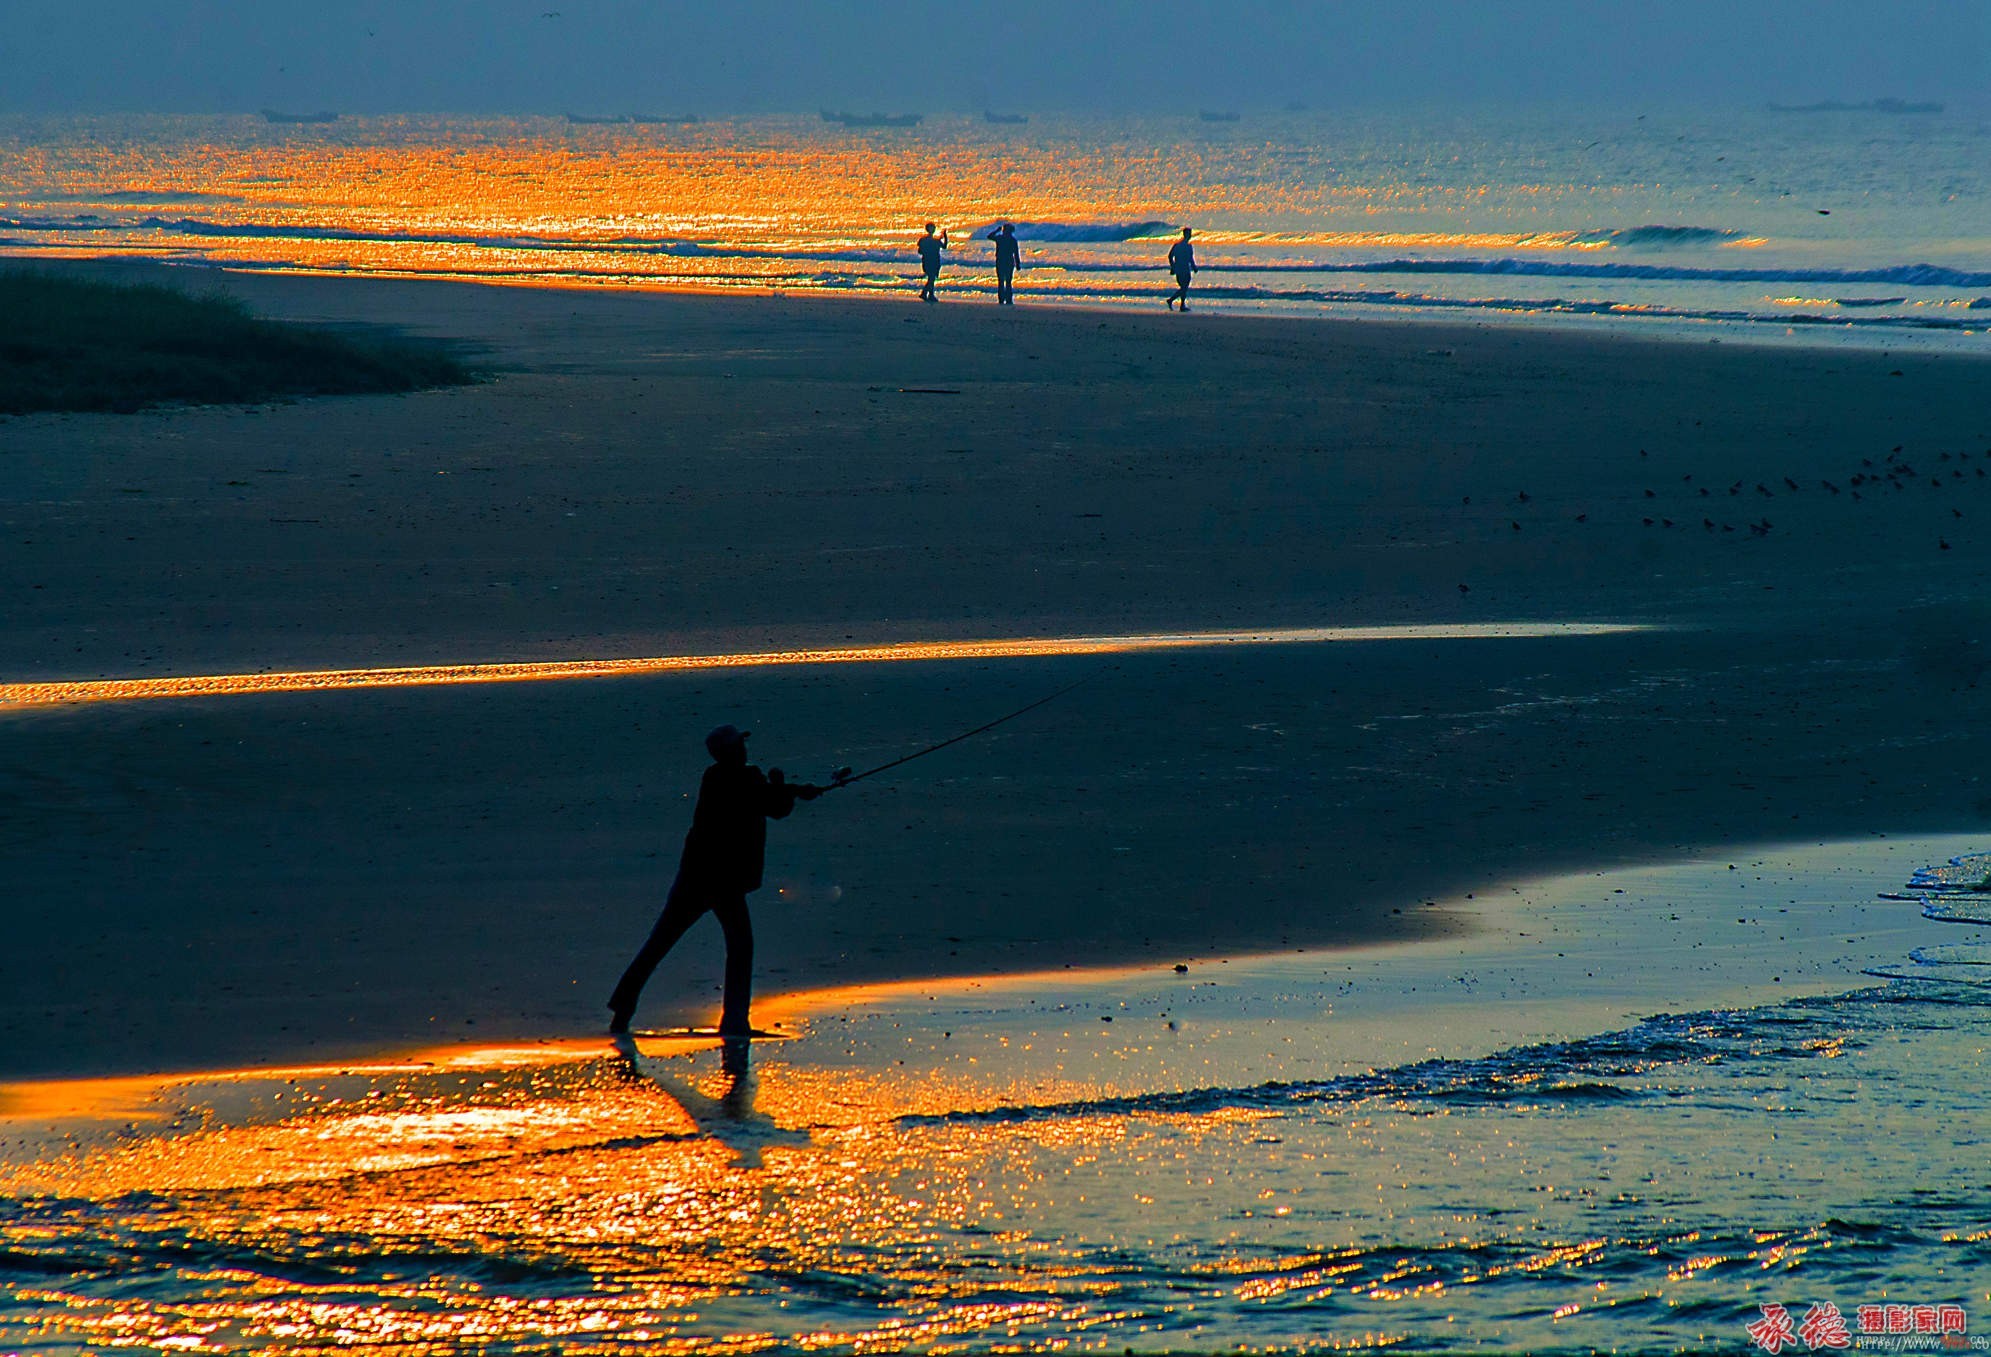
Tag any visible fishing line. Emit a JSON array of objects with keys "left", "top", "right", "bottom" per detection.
[{"left": 823, "top": 673, "right": 1098, "bottom": 790}]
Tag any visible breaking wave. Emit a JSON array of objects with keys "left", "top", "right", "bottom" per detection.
[
  {"left": 1200, "top": 258, "right": 1991, "bottom": 289},
  {"left": 1187, "top": 284, "right": 1984, "bottom": 331},
  {"left": 1860, "top": 851, "right": 1991, "bottom": 981},
  {"left": 901, "top": 1001, "right": 1874, "bottom": 1129},
  {"left": 968, "top": 219, "right": 1176, "bottom": 241},
  {"left": 1570, "top": 224, "right": 1750, "bottom": 248},
  {"left": 1904, "top": 851, "right": 1991, "bottom": 926},
  {"left": 14, "top": 213, "right": 1985, "bottom": 289}
]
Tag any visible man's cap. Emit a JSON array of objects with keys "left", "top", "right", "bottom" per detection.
[{"left": 705, "top": 724, "right": 750, "bottom": 757}]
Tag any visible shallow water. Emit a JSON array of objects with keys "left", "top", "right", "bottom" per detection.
[
  {"left": 2, "top": 107, "right": 1986, "bottom": 347},
  {"left": 4, "top": 836, "right": 1988, "bottom": 1354}
]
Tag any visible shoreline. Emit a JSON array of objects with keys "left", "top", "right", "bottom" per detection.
[
  {"left": 3, "top": 830, "right": 1970, "bottom": 1114},
  {"left": 4, "top": 619, "right": 1988, "bottom": 1085},
  {"left": 6, "top": 266, "right": 1991, "bottom": 1082},
  {"left": 14, "top": 251, "right": 1991, "bottom": 361}
]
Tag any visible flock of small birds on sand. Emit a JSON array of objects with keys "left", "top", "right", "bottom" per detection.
[{"left": 1453, "top": 441, "right": 1988, "bottom": 593}]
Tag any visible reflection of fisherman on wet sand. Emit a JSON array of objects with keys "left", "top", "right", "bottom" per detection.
[
  {"left": 1166, "top": 226, "right": 1198, "bottom": 310},
  {"left": 987, "top": 221, "right": 1020, "bottom": 304},
  {"left": 607, "top": 1031, "right": 808, "bottom": 1168},
  {"left": 917, "top": 221, "right": 948, "bottom": 301},
  {"left": 608, "top": 724, "right": 824, "bottom": 1037}
]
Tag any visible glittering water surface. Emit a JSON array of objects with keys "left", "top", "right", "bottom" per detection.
[
  {"left": 4, "top": 839, "right": 1988, "bottom": 1354},
  {"left": 2, "top": 108, "right": 1986, "bottom": 344}
]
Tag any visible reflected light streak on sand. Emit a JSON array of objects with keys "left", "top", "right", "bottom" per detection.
[
  {"left": 0, "top": 1035, "right": 715, "bottom": 1130},
  {"left": 0, "top": 621, "right": 1648, "bottom": 709}
]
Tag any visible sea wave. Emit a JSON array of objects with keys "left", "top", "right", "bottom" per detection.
[
  {"left": 0, "top": 213, "right": 709, "bottom": 254},
  {"left": 1570, "top": 224, "right": 1750, "bottom": 248},
  {"left": 1191, "top": 284, "right": 1983, "bottom": 330},
  {"left": 968, "top": 220, "right": 1176, "bottom": 241},
  {"left": 0, "top": 213, "right": 1176, "bottom": 252},
  {"left": 1856, "top": 852, "right": 1991, "bottom": 982},
  {"left": 900, "top": 1002, "right": 1870, "bottom": 1129},
  {"left": 1202, "top": 258, "right": 1991, "bottom": 288},
  {"left": 1905, "top": 851, "right": 1991, "bottom": 925},
  {"left": 5, "top": 213, "right": 1988, "bottom": 293}
]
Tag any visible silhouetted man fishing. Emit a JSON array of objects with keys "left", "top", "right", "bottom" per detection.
[
  {"left": 607, "top": 682, "right": 1085, "bottom": 1038},
  {"left": 917, "top": 221, "right": 948, "bottom": 301},
  {"left": 1166, "top": 226, "right": 1198, "bottom": 310},
  {"left": 988, "top": 221, "right": 1020, "bottom": 304},
  {"left": 608, "top": 725, "right": 824, "bottom": 1036}
]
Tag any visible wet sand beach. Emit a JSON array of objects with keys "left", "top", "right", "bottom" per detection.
[{"left": 4, "top": 265, "right": 1991, "bottom": 1080}]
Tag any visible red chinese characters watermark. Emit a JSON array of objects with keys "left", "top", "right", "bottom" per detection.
[
  {"left": 1752, "top": 1305, "right": 1801, "bottom": 1355},
  {"left": 1800, "top": 1303, "right": 1852, "bottom": 1351},
  {"left": 1751, "top": 1302, "right": 1968, "bottom": 1352}
]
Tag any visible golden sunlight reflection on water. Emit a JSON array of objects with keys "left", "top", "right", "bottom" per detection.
[
  {"left": 7, "top": 117, "right": 1562, "bottom": 275},
  {"left": 0, "top": 1033, "right": 1152, "bottom": 1352},
  {"left": 0, "top": 1013, "right": 1919, "bottom": 1355},
  {"left": 6, "top": 112, "right": 1979, "bottom": 342},
  {"left": 4, "top": 844, "right": 1985, "bottom": 1353}
]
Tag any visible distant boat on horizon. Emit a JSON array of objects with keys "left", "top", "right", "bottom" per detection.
[
  {"left": 260, "top": 109, "right": 339, "bottom": 125},
  {"left": 1767, "top": 97, "right": 1944, "bottom": 114},
  {"left": 1198, "top": 110, "right": 1241, "bottom": 123},
  {"left": 820, "top": 109, "right": 923, "bottom": 128},
  {"left": 564, "top": 113, "right": 699, "bottom": 126},
  {"left": 984, "top": 110, "right": 1028, "bottom": 125}
]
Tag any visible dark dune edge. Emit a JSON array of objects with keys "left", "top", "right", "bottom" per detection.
[
  {"left": 0, "top": 267, "right": 476, "bottom": 415},
  {"left": 3, "top": 265, "right": 1990, "bottom": 1082}
]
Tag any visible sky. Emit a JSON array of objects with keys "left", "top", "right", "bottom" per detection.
[{"left": 3, "top": 0, "right": 1986, "bottom": 116}]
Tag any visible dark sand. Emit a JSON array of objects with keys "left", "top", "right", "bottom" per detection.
[{"left": 4, "top": 265, "right": 1990, "bottom": 1079}]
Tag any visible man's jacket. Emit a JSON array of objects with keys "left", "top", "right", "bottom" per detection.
[{"left": 678, "top": 762, "right": 800, "bottom": 891}]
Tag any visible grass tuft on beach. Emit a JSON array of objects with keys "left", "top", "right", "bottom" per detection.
[{"left": 0, "top": 269, "right": 475, "bottom": 414}]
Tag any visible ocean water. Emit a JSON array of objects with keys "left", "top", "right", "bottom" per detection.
[
  {"left": 1, "top": 107, "right": 1987, "bottom": 346},
  {"left": 4, "top": 837, "right": 1988, "bottom": 1355}
]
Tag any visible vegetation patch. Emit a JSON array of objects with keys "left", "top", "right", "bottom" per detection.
[{"left": 0, "top": 270, "right": 476, "bottom": 414}]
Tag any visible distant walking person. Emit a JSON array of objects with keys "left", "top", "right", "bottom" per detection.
[
  {"left": 988, "top": 221, "right": 1020, "bottom": 304},
  {"left": 1166, "top": 227, "right": 1198, "bottom": 310},
  {"left": 608, "top": 725, "right": 824, "bottom": 1036},
  {"left": 917, "top": 221, "right": 949, "bottom": 301}
]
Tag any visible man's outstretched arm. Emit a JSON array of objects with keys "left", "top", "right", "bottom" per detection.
[{"left": 762, "top": 767, "right": 824, "bottom": 817}]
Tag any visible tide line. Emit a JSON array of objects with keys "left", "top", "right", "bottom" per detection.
[{"left": 0, "top": 622, "right": 1650, "bottom": 709}]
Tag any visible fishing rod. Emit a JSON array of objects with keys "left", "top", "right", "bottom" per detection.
[{"left": 821, "top": 675, "right": 1094, "bottom": 791}]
